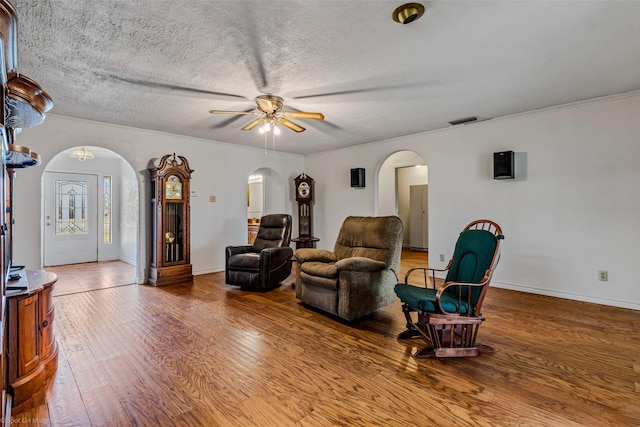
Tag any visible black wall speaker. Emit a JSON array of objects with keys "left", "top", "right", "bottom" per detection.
[
  {"left": 493, "top": 151, "right": 515, "bottom": 180},
  {"left": 350, "top": 168, "right": 365, "bottom": 188}
]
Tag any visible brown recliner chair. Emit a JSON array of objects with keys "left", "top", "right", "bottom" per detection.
[
  {"left": 295, "top": 216, "right": 403, "bottom": 321},
  {"left": 225, "top": 214, "right": 293, "bottom": 291}
]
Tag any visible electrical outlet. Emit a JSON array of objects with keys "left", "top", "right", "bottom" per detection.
[
  {"left": 598, "top": 270, "right": 608, "bottom": 281},
  {"left": 439, "top": 254, "right": 445, "bottom": 262},
  {"left": 209, "top": 195, "right": 216, "bottom": 203}
]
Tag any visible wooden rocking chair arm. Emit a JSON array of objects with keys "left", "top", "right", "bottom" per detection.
[
  {"left": 435, "top": 277, "right": 490, "bottom": 314},
  {"left": 404, "top": 266, "right": 449, "bottom": 288}
]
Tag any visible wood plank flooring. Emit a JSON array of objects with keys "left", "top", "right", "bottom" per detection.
[
  {"left": 46, "top": 260, "right": 136, "bottom": 296},
  {"left": 11, "top": 251, "right": 640, "bottom": 426}
]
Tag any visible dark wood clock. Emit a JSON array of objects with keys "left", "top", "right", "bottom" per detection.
[
  {"left": 292, "top": 173, "right": 319, "bottom": 249},
  {"left": 148, "top": 153, "right": 194, "bottom": 286}
]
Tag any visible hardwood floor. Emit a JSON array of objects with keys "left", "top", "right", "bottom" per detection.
[
  {"left": 45, "top": 260, "right": 136, "bottom": 296},
  {"left": 11, "top": 251, "right": 640, "bottom": 426}
]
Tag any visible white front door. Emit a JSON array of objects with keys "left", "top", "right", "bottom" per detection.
[{"left": 44, "top": 172, "right": 99, "bottom": 266}]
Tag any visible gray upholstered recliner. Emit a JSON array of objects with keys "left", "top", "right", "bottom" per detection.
[
  {"left": 225, "top": 214, "right": 293, "bottom": 291},
  {"left": 294, "top": 216, "right": 403, "bottom": 321}
]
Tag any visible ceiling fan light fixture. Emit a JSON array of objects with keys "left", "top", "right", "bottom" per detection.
[
  {"left": 69, "top": 146, "right": 95, "bottom": 161},
  {"left": 392, "top": 3, "right": 425, "bottom": 24}
]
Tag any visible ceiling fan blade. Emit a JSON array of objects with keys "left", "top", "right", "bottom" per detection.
[
  {"left": 209, "top": 110, "right": 260, "bottom": 115},
  {"left": 242, "top": 118, "right": 264, "bottom": 131},
  {"left": 282, "top": 111, "right": 325, "bottom": 120},
  {"left": 277, "top": 118, "right": 305, "bottom": 133},
  {"left": 293, "top": 82, "right": 425, "bottom": 100},
  {"left": 109, "top": 75, "right": 248, "bottom": 100},
  {"left": 210, "top": 108, "right": 258, "bottom": 129}
]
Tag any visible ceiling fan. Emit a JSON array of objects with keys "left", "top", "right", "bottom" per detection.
[{"left": 209, "top": 95, "right": 324, "bottom": 133}]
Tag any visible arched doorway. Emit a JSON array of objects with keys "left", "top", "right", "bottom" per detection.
[
  {"left": 377, "top": 150, "right": 428, "bottom": 250},
  {"left": 246, "top": 167, "right": 286, "bottom": 243},
  {"left": 41, "top": 146, "right": 138, "bottom": 294}
]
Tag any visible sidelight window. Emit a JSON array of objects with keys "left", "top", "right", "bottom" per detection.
[{"left": 103, "top": 176, "right": 112, "bottom": 243}]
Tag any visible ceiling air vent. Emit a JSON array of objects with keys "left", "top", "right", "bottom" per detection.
[{"left": 448, "top": 116, "right": 478, "bottom": 126}]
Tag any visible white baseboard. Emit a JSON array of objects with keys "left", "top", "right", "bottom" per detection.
[
  {"left": 193, "top": 266, "right": 225, "bottom": 276},
  {"left": 491, "top": 281, "right": 640, "bottom": 311},
  {"left": 118, "top": 257, "right": 136, "bottom": 266}
]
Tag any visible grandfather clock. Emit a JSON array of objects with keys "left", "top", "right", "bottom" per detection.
[
  {"left": 149, "top": 154, "right": 194, "bottom": 286},
  {"left": 292, "top": 173, "right": 319, "bottom": 249}
]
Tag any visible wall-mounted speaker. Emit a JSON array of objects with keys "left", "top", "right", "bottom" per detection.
[
  {"left": 350, "top": 168, "right": 365, "bottom": 188},
  {"left": 493, "top": 151, "right": 515, "bottom": 180}
]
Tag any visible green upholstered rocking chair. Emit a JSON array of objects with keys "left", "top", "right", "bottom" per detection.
[{"left": 394, "top": 220, "right": 504, "bottom": 358}]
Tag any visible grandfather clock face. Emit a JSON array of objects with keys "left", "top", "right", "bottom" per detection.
[
  {"left": 165, "top": 175, "right": 183, "bottom": 200},
  {"left": 297, "top": 181, "right": 310, "bottom": 198},
  {"left": 295, "top": 174, "right": 314, "bottom": 238}
]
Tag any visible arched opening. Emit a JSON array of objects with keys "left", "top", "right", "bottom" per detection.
[
  {"left": 246, "top": 167, "right": 286, "bottom": 243},
  {"left": 377, "top": 150, "right": 428, "bottom": 265},
  {"left": 41, "top": 146, "right": 138, "bottom": 294}
]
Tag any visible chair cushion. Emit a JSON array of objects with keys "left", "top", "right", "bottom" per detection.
[
  {"left": 446, "top": 229, "right": 497, "bottom": 283},
  {"left": 299, "top": 271, "right": 339, "bottom": 291},
  {"left": 335, "top": 257, "right": 386, "bottom": 272},
  {"left": 228, "top": 253, "right": 260, "bottom": 271},
  {"left": 394, "top": 283, "right": 470, "bottom": 314},
  {"left": 251, "top": 214, "right": 292, "bottom": 252},
  {"left": 301, "top": 261, "right": 338, "bottom": 278},
  {"left": 333, "top": 216, "right": 403, "bottom": 272},
  {"left": 444, "top": 229, "right": 498, "bottom": 304}
]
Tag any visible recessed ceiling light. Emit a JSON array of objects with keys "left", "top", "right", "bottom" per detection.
[{"left": 392, "top": 3, "right": 425, "bottom": 24}]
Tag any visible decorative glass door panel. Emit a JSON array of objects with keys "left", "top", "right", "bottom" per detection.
[
  {"left": 165, "top": 202, "right": 184, "bottom": 263},
  {"left": 55, "top": 179, "right": 89, "bottom": 235}
]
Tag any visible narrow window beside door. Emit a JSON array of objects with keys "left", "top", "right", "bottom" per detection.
[{"left": 103, "top": 176, "right": 112, "bottom": 244}]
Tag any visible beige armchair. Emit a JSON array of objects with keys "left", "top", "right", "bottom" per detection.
[{"left": 295, "top": 216, "right": 403, "bottom": 321}]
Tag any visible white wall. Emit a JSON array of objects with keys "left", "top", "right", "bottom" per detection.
[
  {"left": 13, "top": 115, "right": 304, "bottom": 282},
  {"left": 304, "top": 92, "right": 640, "bottom": 310},
  {"left": 258, "top": 168, "right": 286, "bottom": 215},
  {"left": 119, "top": 159, "right": 138, "bottom": 266}
]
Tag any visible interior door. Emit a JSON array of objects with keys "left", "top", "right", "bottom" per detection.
[
  {"left": 43, "top": 172, "right": 98, "bottom": 266},
  {"left": 409, "top": 184, "right": 428, "bottom": 250}
]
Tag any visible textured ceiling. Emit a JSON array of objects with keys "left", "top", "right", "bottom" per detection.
[{"left": 12, "top": 0, "right": 640, "bottom": 155}]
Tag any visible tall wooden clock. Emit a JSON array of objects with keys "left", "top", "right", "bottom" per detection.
[
  {"left": 148, "top": 153, "right": 194, "bottom": 286},
  {"left": 292, "top": 173, "right": 319, "bottom": 249}
]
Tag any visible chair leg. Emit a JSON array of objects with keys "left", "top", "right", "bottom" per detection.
[
  {"left": 414, "top": 314, "right": 490, "bottom": 358},
  {"left": 397, "top": 303, "right": 423, "bottom": 339},
  {"left": 413, "top": 346, "right": 437, "bottom": 358}
]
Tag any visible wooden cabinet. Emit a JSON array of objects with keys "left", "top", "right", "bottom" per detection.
[
  {"left": 6, "top": 270, "right": 57, "bottom": 413},
  {"left": 0, "top": 0, "right": 53, "bottom": 419},
  {"left": 248, "top": 224, "right": 259, "bottom": 244}
]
